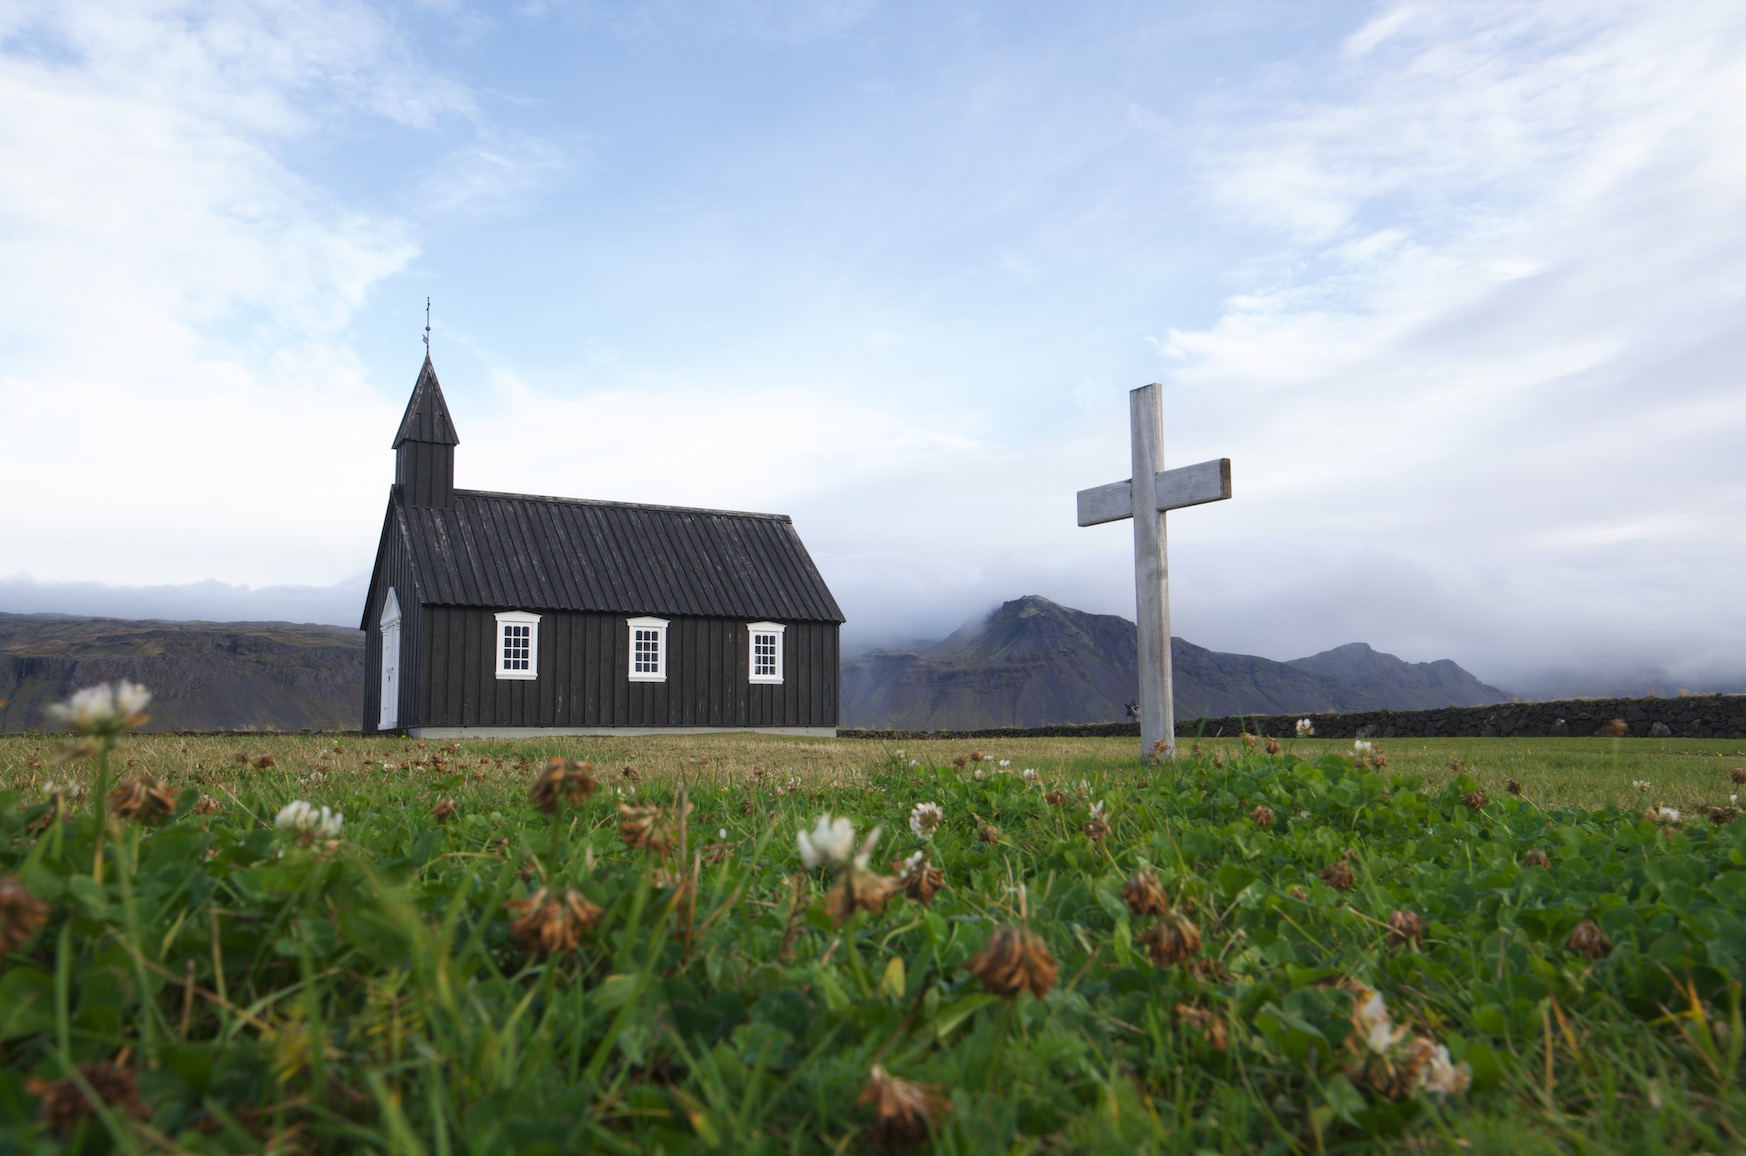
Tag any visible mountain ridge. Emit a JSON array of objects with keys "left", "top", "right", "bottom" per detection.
[{"left": 840, "top": 595, "right": 1507, "bottom": 730}]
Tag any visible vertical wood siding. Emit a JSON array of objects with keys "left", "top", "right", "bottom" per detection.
[{"left": 416, "top": 609, "right": 838, "bottom": 728}]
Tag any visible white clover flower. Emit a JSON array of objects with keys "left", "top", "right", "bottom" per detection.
[
  {"left": 972, "top": 769, "right": 985, "bottom": 782},
  {"left": 1353, "top": 740, "right": 1374, "bottom": 755},
  {"left": 998, "top": 759, "right": 1011, "bottom": 768},
  {"left": 718, "top": 828, "right": 728, "bottom": 839},
  {"left": 1021, "top": 768, "right": 1037, "bottom": 780},
  {"left": 44, "top": 779, "right": 87, "bottom": 801},
  {"left": 1295, "top": 718, "right": 1314, "bottom": 737},
  {"left": 798, "top": 813, "right": 858, "bottom": 868},
  {"left": 895, "top": 749, "right": 905, "bottom": 757},
  {"left": 1355, "top": 990, "right": 1395, "bottom": 1055},
  {"left": 47, "top": 681, "right": 152, "bottom": 736},
  {"left": 908, "top": 802, "right": 944, "bottom": 839},
  {"left": 275, "top": 800, "right": 343, "bottom": 838},
  {"left": 1418, "top": 1044, "right": 1473, "bottom": 1097},
  {"left": 1089, "top": 800, "right": 1108, "bottom": 822},
  {"left": 381, "top": 761, "right": 394, "bottom": 772},
  {"left": 898, "top": 849, "right": 926, "bottom": 879},
  {"left": 1656, "top": 806, "right": 1680, "bottom": 823},
  {"left": 852, "top": 825, "right": 882, "bottom": 870},
  {"left": 1732, "top": 794, "right": 1739, "bottom": 805},
  {"left": 910, "top": 760, "right": 920, "bottom": 767},
  {"left": 1079, "top": 779, "right": 1090, "bottom": 793},
  {"left": 1632, "top": 780, "right": 1652, "bottom": 793}
]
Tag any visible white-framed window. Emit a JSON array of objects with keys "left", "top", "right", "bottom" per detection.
[
  {"left": 379, "top": 588, "right": 402, "bottom": 730},
  {"left": 495, "top": 611, "right": 541, "bottom": 680},
  {"left": 748, "top": 621, "right": 785, "bottom": 684},
  {"left": 628, "top": 616, "right": 669, "bottom": 682}
]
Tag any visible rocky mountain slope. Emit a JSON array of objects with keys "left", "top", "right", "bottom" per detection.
[
  {"left": 841, "top": 595, "right": 1507, "bottom": 730},
  {"left": 0, "top": 613, "right": 363, "bottom": 733}
]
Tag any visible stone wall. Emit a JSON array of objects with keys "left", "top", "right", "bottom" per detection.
[{"left": 838, "top": 694, "right": 1746, "bottom": 742}]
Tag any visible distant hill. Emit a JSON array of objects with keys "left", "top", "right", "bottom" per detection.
[
  {"left": 0, "top": 613, "right": 363, "bottom": 733},
  {"left": 841, "top": 595, "right": 1507, "bottom": 730}
]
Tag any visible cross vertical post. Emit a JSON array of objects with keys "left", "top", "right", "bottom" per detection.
[
  {"left": 1128, "top": 384, "right": 1172, "bottom": 760},
  {"left": 1076, "top": 383, "right": 1232, "bottom": 762}
]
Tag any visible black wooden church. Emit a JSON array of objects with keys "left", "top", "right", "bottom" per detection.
[{"left": 361, "top": 357, "right": 844, "bottom": 737}]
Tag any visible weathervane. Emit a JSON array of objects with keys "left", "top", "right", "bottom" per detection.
[{"left": 423, "top": 298, "right": 431, "bottom": 354}]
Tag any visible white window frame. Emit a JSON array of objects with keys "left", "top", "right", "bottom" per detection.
[
  {"left": 378, "top": 588, "right": 402, "bottom": 730},
  {"left": 495, "top": 611, "right": 541, "bottom": 681},
  {"left": 627, "top": 616, "right": 669, "bottom": 682},
  {"left": 748, "top": 621, "right": 785, "bottom": 684}
]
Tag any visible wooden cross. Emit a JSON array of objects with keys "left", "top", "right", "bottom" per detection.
[{"left": 1077, "top": 383, "right": 1231, "bottom": 760}]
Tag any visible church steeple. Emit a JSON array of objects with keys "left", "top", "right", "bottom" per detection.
[{"left": 393, "top": 355, "right": 459, "bottom": 507}]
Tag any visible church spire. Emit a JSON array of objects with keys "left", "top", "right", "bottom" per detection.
[{"left": 394, "top": 355, "right": 458, "bottom": 507}]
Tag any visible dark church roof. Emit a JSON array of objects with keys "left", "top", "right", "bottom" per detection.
[
  {"left": 389, "top": 487, "right": 845, "bottom": 624},
  {"left": 369, "top": 356, "right": 844, "bottom": 626},
  {"left": 393, "top": 356, "right": 460, "bottom": 447}
]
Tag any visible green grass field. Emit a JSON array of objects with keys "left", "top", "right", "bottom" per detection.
[{"left": 2, "top": 728, "right": 1744, "bottom": 1152}]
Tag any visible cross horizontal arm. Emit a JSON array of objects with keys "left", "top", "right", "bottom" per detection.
[{"left": 1076, "top": 457, "right": 1232, "bottom": 526}]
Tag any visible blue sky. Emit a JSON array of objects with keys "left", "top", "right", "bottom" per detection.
[{"left": 2, "top": 0, "right": 1743, "bottom": 695}]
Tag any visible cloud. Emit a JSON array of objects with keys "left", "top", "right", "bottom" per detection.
[
  {"left": 0, "top": 1, "right": 486, "bottom": 591},
  {"left": 0, "top": 572, "right": 367, "bottom": 627}
]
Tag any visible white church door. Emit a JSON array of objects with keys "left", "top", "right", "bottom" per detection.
[{"left": 379, "top": 587, "right": 402, "bottom": 730}]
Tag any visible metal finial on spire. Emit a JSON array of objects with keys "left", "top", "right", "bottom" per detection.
[{"left": 424, "top": 298, "right": 431, "bottom": 354}]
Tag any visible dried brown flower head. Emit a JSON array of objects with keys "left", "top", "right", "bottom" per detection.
[
  {"left": 253, "top": 754, "right": 276, "bottom": 770},
  {"left": 952, "top": 755, "right": 969, "bottom": 769},
  {"left": 1354, "top": 1034, "right": 1435, "bottom": 1101},
  {"left": 968, "top": 750, "right": 985, "bottom": 763},
  {"left": 702, "top": 841, "right": 733, "bottom": 865},
  {"left": 1462, "top": 789, "right": 1489, "bottom": 810},
  {"left": 1250, "top": 804, "right": 1275, "bottom": 828},
  {"left": 1174, "top": 1003, "right": 1229, "bottom": 1051},
  {"left": 106, "top": 774, "right": 176, "bottom": 822},
  {"left": 618, "top": 800, "right": 692, "bottom": 856},
  {"left": 976, "top": 823, "right": 1001, "bottom": 844},
  {"left": 430, "top": 797, "right": 456, "bottom": 823},
  {"left": 1211, "top": 751, "right": 1226, "bottom": 770},
  {"left": 234, "top": 752, "right": 250, "bottom": 766},
  {"left": 1372, "top": 754, "right": 1388, "bottom": 769},
  {"left": 0, "top": 875, "right": 51, "bottom": 956},
  {"left": 1505, "top": 778, "right": 1524, "bottom": 796},
  {"left": 1121, "top": 869, "right": 1169, "bottom": 917},
  {"left": 1140, "top": 910, "right": 1203, "bottom": 966},
  {"left": 1081, "top": 817, "right": 1110, "bottom": 842},
  {"left": 1566, "top": 919, "right": 1612, "bottom": 959},
  {"left": 1522, "top": 848, "right": 1550, "bottom": 868},
  {"left": 1386, "top": 909, "right": 1424, "bottom": 948},
  {"left": 825, "top": 869, "right": 901, "bottom": 924},
  {"left": 1242, "top": 733, "right": 1257, "bottom": 750},
  {"left": 488, "top": 836, "right": 510, "bottom": 856},
  {"left": 506, "top": 887, "right": 604, "bottom": 957},
  {"left": 1706, "top": 804, "right": 1740, "bottom": 826},
  {"left": 192, "top": 795, "right": 220, "bottom": 816},
  {"left": 1265, "top": 737, "right": 1282, "bottom": 756},
  {"left": 531, "top": 758, "right": 597, "bottom": 815},
  {"left": 1320, "top": 857, "right": 1357, "bottom": 892},
  {"left": 968, "top": 925, "right": 1058, "bottom": 999},
  {"left": 1605, "top": 718, "right": 1629, "bottom": 737},
  {"left": 27, "top": 1062, "right": 150, "bottom": 1133},
  {"left": 1732, "top": 767, "right": 1746, "bottom": 785},
  {"left": 739, "top": 796, "right": 755, "bottom": 816},
  {"left": 620, "top": 766, "right": 641, "bottom": 785},
  {"left": 1289, "top": 884, "right": 1309, "bottom": 901},
  {"left": 1042, "top": 789, "right": 1067, "bottom": 807},
  {"left": 894, "top": 855, "right": 945, "bottom": 905},
  {"left": 856, "top": 1065, "right": 948, "bottom": 1147}
]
